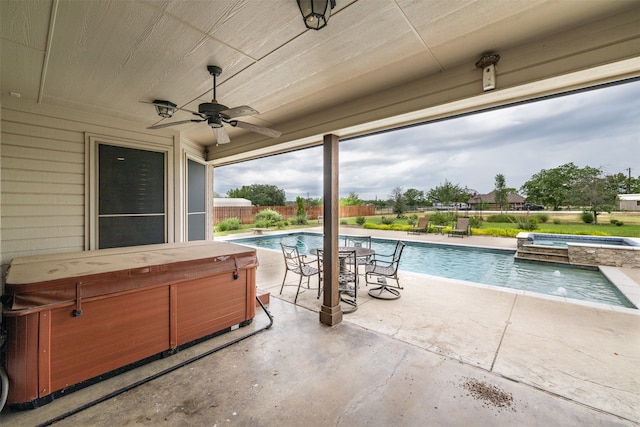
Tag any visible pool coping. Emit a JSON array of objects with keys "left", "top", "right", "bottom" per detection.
[{"left": 223, "top": 230, "right": 639, "bottom": 314}]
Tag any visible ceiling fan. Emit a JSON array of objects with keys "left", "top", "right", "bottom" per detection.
[{"left": 144, "top": 65, "right": 281, "bottom": 144}]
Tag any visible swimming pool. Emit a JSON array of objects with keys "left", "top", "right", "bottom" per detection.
[{"left": 230, "top": 232, "right": 636, "bottom": 309}]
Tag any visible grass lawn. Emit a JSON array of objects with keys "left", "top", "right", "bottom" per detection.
[
  {"left": 215, "top": 211, "right": 640, "bottom": 238},
  {"left": 341, "top": 212, "right": 640, "bottom": 238}
]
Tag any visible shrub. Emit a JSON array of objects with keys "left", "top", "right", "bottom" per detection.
[
  {"left": 486, "top": 214, "right": 518, "bottom": 223},
  {"left": 216, "top": 217, "right": 242, "bottom": 232},
  {"left": 253, "top": 219, "right": 271, "bottom": 228},
  {"left": 515, "top": 216, "right": 539, "bottom": 231},
  {"left": 552, "top": 218, "right": 562, "bottom": 225},
  {"left": 340, "top": 219, "right": 348, "bottom": 225},
  {"left": 254, "top": 209, "right": 282, "bottom": 226},
  {"left": 468, "top": 216, "right": 483, "bottom": 229},
  {"left": 380, "top": 216, "right": 395, "bottom": 225},
  {"left": 534, "top": 213, "right": 549, "bottom": 223},
  {"left": 581, "top": 211, "right": 594, "bottom": 224},
  {"left": 291, "top": 214, "right": 308, "bottom": 225},
  {"left": 365, "top": 223, "right": 407, "bottom": 231},
  {"left": 356, "top": 216, "right": 366, "bottom": 226},
  {"left": 429, "top": 211, "right": 450, "bottom": 225},
  {"left": 610, "top": 219, "right": 624, "bottom": 226}
]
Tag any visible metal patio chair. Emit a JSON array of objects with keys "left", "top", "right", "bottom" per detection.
[
  {"left": 279, "top": 243, "right": 320, "bottom": 303},
  {"left": 365, "top": 240, "right": 406, "bottom": 299}
]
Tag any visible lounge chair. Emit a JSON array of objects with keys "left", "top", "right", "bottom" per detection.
[
  {"left": 448, "top": 218, "right": 471, "bottom": 238},
  {"left": 408, "top": 217, "right": 430, "bottom": 234}
]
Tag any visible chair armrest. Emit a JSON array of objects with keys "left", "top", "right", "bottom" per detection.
[{"left": 367, "top": 257, "right": 393, "bottom": 268}]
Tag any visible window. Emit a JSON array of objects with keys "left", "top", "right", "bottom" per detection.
[
  {"left": 187, "top": 159, "right": 206, "bottom": 240},
  {"left": 97, "top": 144, "right": 166, "bottom": 248}
]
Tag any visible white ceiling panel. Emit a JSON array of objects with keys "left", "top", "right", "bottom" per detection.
[
  {"left": 1, "top": 0, "right": 637, "bottom": 154},
  {"left": 0, "top": 0, "right": 52, "bottom": 50}
]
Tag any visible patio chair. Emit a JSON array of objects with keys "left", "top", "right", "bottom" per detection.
[
  {"left": 408, "top": 217, "right": 430, "bottom": 234},
  {"left": 279, "top": 243, "right": 320, "bottom": 303},
  {"left": 338, "top": 248, "right": 359, "bottom": 312},
  {"left": 448, "top": 218, "right": 471, "bottom": 238},
  {"left": 365, "top": 240, "right": 406, "bottom": 299},
  {"left": 316, "top": 248, "right": 359, "bottom": 312},
  {"left": 342, "top": 235, "right": 374, "bottom": 272}
]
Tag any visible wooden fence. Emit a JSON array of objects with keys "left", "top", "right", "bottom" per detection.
[{"left": 213, "top": 205, "right": 375, "bottom": 224}]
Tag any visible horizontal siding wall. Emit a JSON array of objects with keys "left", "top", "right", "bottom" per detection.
[
  {"left": 1, "top": 115, "right": 86, "bottom": 265},
  {"left": 0, "top": 105, "right": 175, "bottom": 274}
]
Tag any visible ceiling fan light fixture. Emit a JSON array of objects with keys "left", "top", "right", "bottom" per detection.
[
  {"left": 297, "top": 0, "right": 336, "bottom": 30},
  {"left": 208, "top": 116, "right": 223, "bottom": 128},
  {"left": 153, "top": 100, "right": 177, "bottom": 118}
]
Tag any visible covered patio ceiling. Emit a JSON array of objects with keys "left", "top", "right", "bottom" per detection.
[{"left": 2, "top": 0, "right": 639, "bottom": 165}]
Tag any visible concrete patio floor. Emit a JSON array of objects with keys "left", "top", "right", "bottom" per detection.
[{"left": 2, "top": 228, "right": 639, "bottom": 426}]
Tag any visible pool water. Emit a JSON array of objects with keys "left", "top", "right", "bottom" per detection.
[
  {"left": 529, "top": 234, "right": 636, "bottom": 248},
  {"left": 230, "top": 232, "right": 636, "bottom": 309}
]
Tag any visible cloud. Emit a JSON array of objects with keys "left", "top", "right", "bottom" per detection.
[{"left": 214, "top": 80, "right": 640, "bottom": 201}]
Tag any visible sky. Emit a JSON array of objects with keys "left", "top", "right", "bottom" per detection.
[{"left": 213, "top": 79, "right": 640, "bottom": 202}]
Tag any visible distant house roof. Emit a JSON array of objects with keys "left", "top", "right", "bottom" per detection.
[
  {"left": 214, "top": 198, "right": 252, "bottom": 207},
  {"left": 618, "top": 194, "right": 640, "bottom": 201},
  {"left": 469, "top": 191, "right": 525, "bottom": 204}
]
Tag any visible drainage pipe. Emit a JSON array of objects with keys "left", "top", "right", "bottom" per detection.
[
  {"left": 35, "top": 296, "right": 273, "bottom": 427},
  {"left": 0, "top": 334, "right": 8, "bottom": 412}
]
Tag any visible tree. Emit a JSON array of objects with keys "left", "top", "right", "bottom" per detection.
[
  {"left": 339, "top": 192, "right": 363, "bottom": 206},
  {"left": 427, "top": 180, "right": 466, "bottom": 207},
  {"left": 403, "top": 188, "right": 426, "bottom": 208},
  {"left": 227, "top": 184, "right": 286, "bottom": 206},
  {"left": 494, "top": 174, "right": 516, "bottom": 213},
  {"left": 605, "top": 172, "right": 640, "bottom": 195},
  {"left": 567, "top": 166, "right": 617, "bottom": 224},
  {"left": 520, "top": 163, "right": 581, "bottom": 210},
  {"left": 292, "top": 196, "right": 309, "bottom": 225},
  {"left": 389, "top": 186, "right": 407, "bottom": 217}
]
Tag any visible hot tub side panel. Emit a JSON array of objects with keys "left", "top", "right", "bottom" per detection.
[
  {"left": 48, "top": 286, "right": 170, "bottom": 394},
  {"left": 174, "top": 268, "right": 256, "bottom": 346}
]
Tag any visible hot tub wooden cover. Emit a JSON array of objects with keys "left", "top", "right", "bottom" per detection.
[{"left": 4, "top": 241, "right": 258, "bottom": 312}]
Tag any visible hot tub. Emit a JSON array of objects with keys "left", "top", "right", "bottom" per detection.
[
  {"left": 516, "top": 232, "right": 640, "bottom": 268},
  {"left": 2, "top": 241, "right": 258, "bottom": 409}
]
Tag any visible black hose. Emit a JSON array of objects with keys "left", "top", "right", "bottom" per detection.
[{"left": 36, "top": 296, "right": 273, "bottom": 427}]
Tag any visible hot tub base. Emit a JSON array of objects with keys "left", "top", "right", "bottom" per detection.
[{"left": 2, "top": 242, "right": 258, "bottom": 409}]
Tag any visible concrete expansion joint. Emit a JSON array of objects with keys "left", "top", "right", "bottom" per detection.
[
  {"left": 337, "top": 348, "right": 410, "bottom": 424},
  {"left": 490, "top": 295, "right": 518, "bottom": 372}
]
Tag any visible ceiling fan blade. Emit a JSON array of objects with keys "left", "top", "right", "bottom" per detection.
[
  {"left": 147, "top": 119, "right": 204, "bottom": 129},
  {"left": 213, "top": 126, "right": 231, "bottom": 144},
  {"left": 177, "top": 106, "right": 205, "bottom": 117},
  {"left": 220, "top": 105, "right": 258, "bottom": 119},
  {"left": 231, "top": 120, "right": 282, "bottom": 138}
]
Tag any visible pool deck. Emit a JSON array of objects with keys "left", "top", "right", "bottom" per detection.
[{"left": 3, "top": 227, "right": 639, "bottom": 426}]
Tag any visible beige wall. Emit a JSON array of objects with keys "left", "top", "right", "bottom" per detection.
[
  {"left": 619, "top": 200, "right": 640, "bottom": 211},
  {"left": 0, "top": 101, "right": 194, "bottom": 275}
]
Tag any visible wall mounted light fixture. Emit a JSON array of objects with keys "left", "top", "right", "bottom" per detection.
[
  {"left": 297, "top": 0, "right": 336, "bottom": 30},
  {"left": 475, "top": 53, "right": 500, "bottom": 91}
]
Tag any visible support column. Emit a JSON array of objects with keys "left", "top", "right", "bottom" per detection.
[{"left": 319, "top": 134, "right": 342, "bottom": 326}]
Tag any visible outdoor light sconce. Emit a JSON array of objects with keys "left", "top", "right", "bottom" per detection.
[
  {"left": 153, "top": 99, "right": 177, "bottom": 118},
  {"left": 475, "top": 53, "right": 500, "bottom": 91},
  {"left": 297, "top": 0, "right": 336, "bottom": 30}
]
